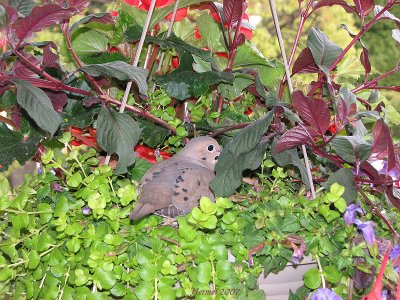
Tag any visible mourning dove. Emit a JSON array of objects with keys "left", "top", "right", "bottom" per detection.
[{"left": 129, "top": 136, "right": 222, "bottom": 220}]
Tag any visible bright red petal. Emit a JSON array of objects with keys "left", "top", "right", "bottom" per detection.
[
  {"left": 194, "top": 26, "right": 202, "bottom": 39},
  {"left": 123, "top": 0, "right": 140, "bottom": 6},
  {"left": 165, "top": 7, "right": 188, "bottom": 21}
]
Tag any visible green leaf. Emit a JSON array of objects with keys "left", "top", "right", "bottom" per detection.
[
  {"left": 331, "top": 136, "right": 371, "bottom": 163},
  {"left": 28, "top": 250, "right": 40, "bottom": 269},
  {"left": 196, "top": 262, "right": 212, "bottom": 283},
  {"left": 139, "top": 265, "right": 157, "bottom": 281},
  {"left": 322, "top": 168, "right": 357, "bottom": 204},
  {"left": 130, "top": 158, "right": 153, "bottom": 182},
  {"left": 67, "top": 173, "right": 83, "bottom": 188},
  {"left": 303, "top": 268, "right": 322, "bottom": 289},
  {"left": 218, "top": 74, "right": 253, "bottom": 99},
  {"left": 155, "top": 70, "right": 233, "bottom": 101},
  {"left": 196, "top": 12, "right": 225, "bottom": 52},
  {"left": 61, "top": 99, "right": 99, "bottom": 128},
  {"left": 92, "top": 268, "right": 117, "bottom": 290},
  {"left": 82, "top": 52, "right": 130, "bottom": 65},
  {"left": 13, "top": 79, "right": 61, "bottom": 136},
  {"left": 0, "top": 123, "right": 41, "bottom": 172},
  {"left": 11, "top": 0, "right": 35, "bottom": 16},
  {"left": 323, "top": 265, "right": 342, "bottom": 284},
  {"left": 234, "top": 42, "right": 273, "bottom": 67},
  {"left": 66, "top": 237, "right": 81, "bottom": 253},
  {"left": 37, "top": 233, "right": 55, "bottom": 252},
  {"left": 37, "top": 203, "right": 52, "bottom": 224},
  {"left": 199, "top": 197, "right": 217, "bottom": 214},
  {"left": 79, "top": 61, "right": 148, "bottom": 95},
  {"left": 69, "top": 12, "right": 114, "bottom": 34},
  {"left": 96, "top": 107, "right": 141, "bottom": 174},
  {"left": 216, "top": 260, "right": 232, "bottom": 280},
  {"left": 330, "top": 183, "right": 345, "bottom": 198},
  {"left": 0, "top": 90, "right": 17, "bottom": 109},
  {"left": 138, "top": 119, "right": 169, "bottom": 148},
  {"left": 334, "top": 197, "right": 347, "bottom": 213},
  {"left": 12, "top": 213, "right": 29, "bottom": 229},
  {"left": 211, "top": 112, "right": 273, "bottom": 196},
  {"left": 307, "top": 28, "right": 343, "bottom": 70},
  {"left": 62, "top": 28, "right": 108, "bottom": 60}
]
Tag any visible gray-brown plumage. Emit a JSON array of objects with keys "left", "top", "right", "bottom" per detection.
[{"left": 129, "top": 136, "right": 222, "bottom": 220}]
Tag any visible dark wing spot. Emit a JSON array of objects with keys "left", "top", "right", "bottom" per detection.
[
  {"left": 201, "top": 157, "right": 206, "bottom": 160},
  {"left": 152, "top": 171, "right": 160, "bottom": 176},
  {"left": 184, "top": 196, "right": 189, "bottom": 201},
  {"left": 197, "top": 180, "right": 201, "bottom": 186},
  {"left": 182, "top": 188, "right": 188, "bottom": 193},
  {"left": 174, "top": 184, "right": 180, "bottom": 188},
  {"left": 176, "top": 175, "right": 184, "bottom": 182},
  {"left": 174, "top": 192, "right": 180, "bottom": 196}
]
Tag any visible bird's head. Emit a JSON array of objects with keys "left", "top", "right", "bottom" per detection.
[{"left": 179, "top": 136, "right": 222, "bottom": 170}]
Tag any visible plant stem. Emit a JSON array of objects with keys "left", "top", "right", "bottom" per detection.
[
  {"left": 352, "top": 65, "right": 400, "bottom": 93},
  {"left": 268, "top": 0, "right": 316, "bottom": 199},
  {"left": 102, "top": 95, "right": 177, "bottom": 134},
  {"left": 329, "top": 3, "right": 395, "bottom": 72},
  {"left": 4, "top": 209, "right": 52, "bottom": 215},
  {"left": 0, "top": 115, "right": 16, "bottom": 129},
  {"left": 209, "top": 122, "right": 250, "bottom": 137},
  {"left": 315, "top": 254, "right": 326, "bottom": 289}
]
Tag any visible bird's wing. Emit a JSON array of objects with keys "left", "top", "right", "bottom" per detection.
[{"left": 129, "top": 162, "right": 214, "bottom": 220}]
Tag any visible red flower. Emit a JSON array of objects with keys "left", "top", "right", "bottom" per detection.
[
  {"left": 327, "top": 122, "right": 338, "bottom": 134},
  {"left": 123, "top": 0, "right": 188, "bottom": 21},
  {"left": 134, "top": 145, "right": 172, "bottom": 164},
  {"left": 171, "top": 56, "right": 179, "bottom": 69},
  {"left": 110, "top": 10, "right": 119, "bottom": 17},
  {"left": 69, "top": 127, "right": 98, "bottom": 149},
  {"left": 109, "top": 46, "right": 120, "bottom": 53}
]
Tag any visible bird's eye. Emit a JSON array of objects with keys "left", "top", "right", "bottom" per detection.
[
  {"left": 207, "top": 145, "right": 214, "bottom": 152},
  {"left": 214, "top": 156, "right": 219, "bottom": 160}
]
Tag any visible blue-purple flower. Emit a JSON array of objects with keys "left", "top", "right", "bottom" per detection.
[
  {"left": 343, "top": 203, "right": 363, "bottom": 225},
  {"left": 311, "top": 288, "right": 342, "bottom": 300},
  {"left": 354, "top": 220, "right": 376, "bottom": 245},
  {"left": 390, "top": 244, "right": 400, "bottom": 272},
  {"left": 291, "top": 241, "right": 306, "bottom": 264},
  {"left": 82, "top": 206, "right": 91, "bottom": 215},
  {"left": 51, "top": 182, "right": 62, "bottom": 192}
]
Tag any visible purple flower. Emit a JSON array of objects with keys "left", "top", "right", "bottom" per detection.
[
  {"left": 51, "top": 182, "right": 62, "bottom": 192},
  {"left": 311, "top": 288, "right": 342, "bottom": 300},
  {"left": 37, "top": 168, "right": 42, "bottom": 175},
  {"left": 354, "top": 220, "right": 376, "bottom": 245},
  {"left": 343, "top": 203, "right": 363, "bottom": 225},
  {"left": 390, "top": 244, "right": 400, "bottom": 260},
  {"left": 291, "top": 241, "right": 306, "bottom": 264},
  {"left": 82, "top": 207, "right": 91, "bottom": 215}
]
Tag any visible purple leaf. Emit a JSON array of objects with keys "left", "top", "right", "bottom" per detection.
[
  {"left": 360, "top": 47, "right": 371, "bottom": 77},
  {"left": 292, "top": 47, "right": 319, "bottom": 75},
  {"left": 13, "top": 51, "right": 40, "bottom": 78},
  {"left": 313, "top": 0, "right": 356, "bottom": 14},
  {"left": 371, "top": 120, "right": 396, "bottom": 171},
  {"left": 42, "top": 44, "right": 60, "bottom": 69},
  {"left": 274, "top": 125, "right": 314, "bottom": 154},
  {"left": 353, "top": 0, "right": 375, "bottom": 17},
  {"left": 292, "top": 90, "right": 330, "bottom": 135},
  {"left": 83, "top": 97, "right": 102, "bottom": 107},
  {"left": 44, "top": 89, "right": 68, "bottom": 112},
  {"left": 15, "top": 4, "right": 76, "bottom": 42},
  {"left": 4, "top": 6, "right": 19, "bottom": 25},
  {"left": 223, "top": 0, "right": 246, "bottom": 27}
]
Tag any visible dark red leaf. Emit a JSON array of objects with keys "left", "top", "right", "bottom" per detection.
[
  {"left": 13, "top": 51, "right": 40, "bottom": 77},
  {"left": 223, "top": 0, "right": 246, "bottom": 27},
  {"left": 15, "top": 4, "right": 76, "bottom": 42},
  {"left": 313, "top": 0, "right": 357, "bottom": 14},
  {"left": 336, "top": 98, "right": 349, "bottom": 125},
  {"left": 360, "top": 47, "right": 371, "bottom": 76},
  {"left": 83, "top": 97, "right": 102, "bottom": 107},
  {"left": 292, "top": 90, "right": 330, "bottom": 135},
  {"left": 371, "top": 119, "right": 396, "bottom": 171},
  {"left": 235, "top": 33, "right": 246, "bottom": 47},
  {"left": 4, "top": 6, "right": 19, "bottom": 25},
  {"left": 44, "top": 90, "right": 68, "bottom": 112},
  {"left": 292, "top": 48, "right": 319, "bottom": 75},
  {"left": 42, "top": 44, "right": 60, "bottom": 69},
  {"left": 274, "top": 125, "right": 314, "bottom": 154},
  {"left": 353, "top": 0, "right": 375, "bottom": 17}
]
